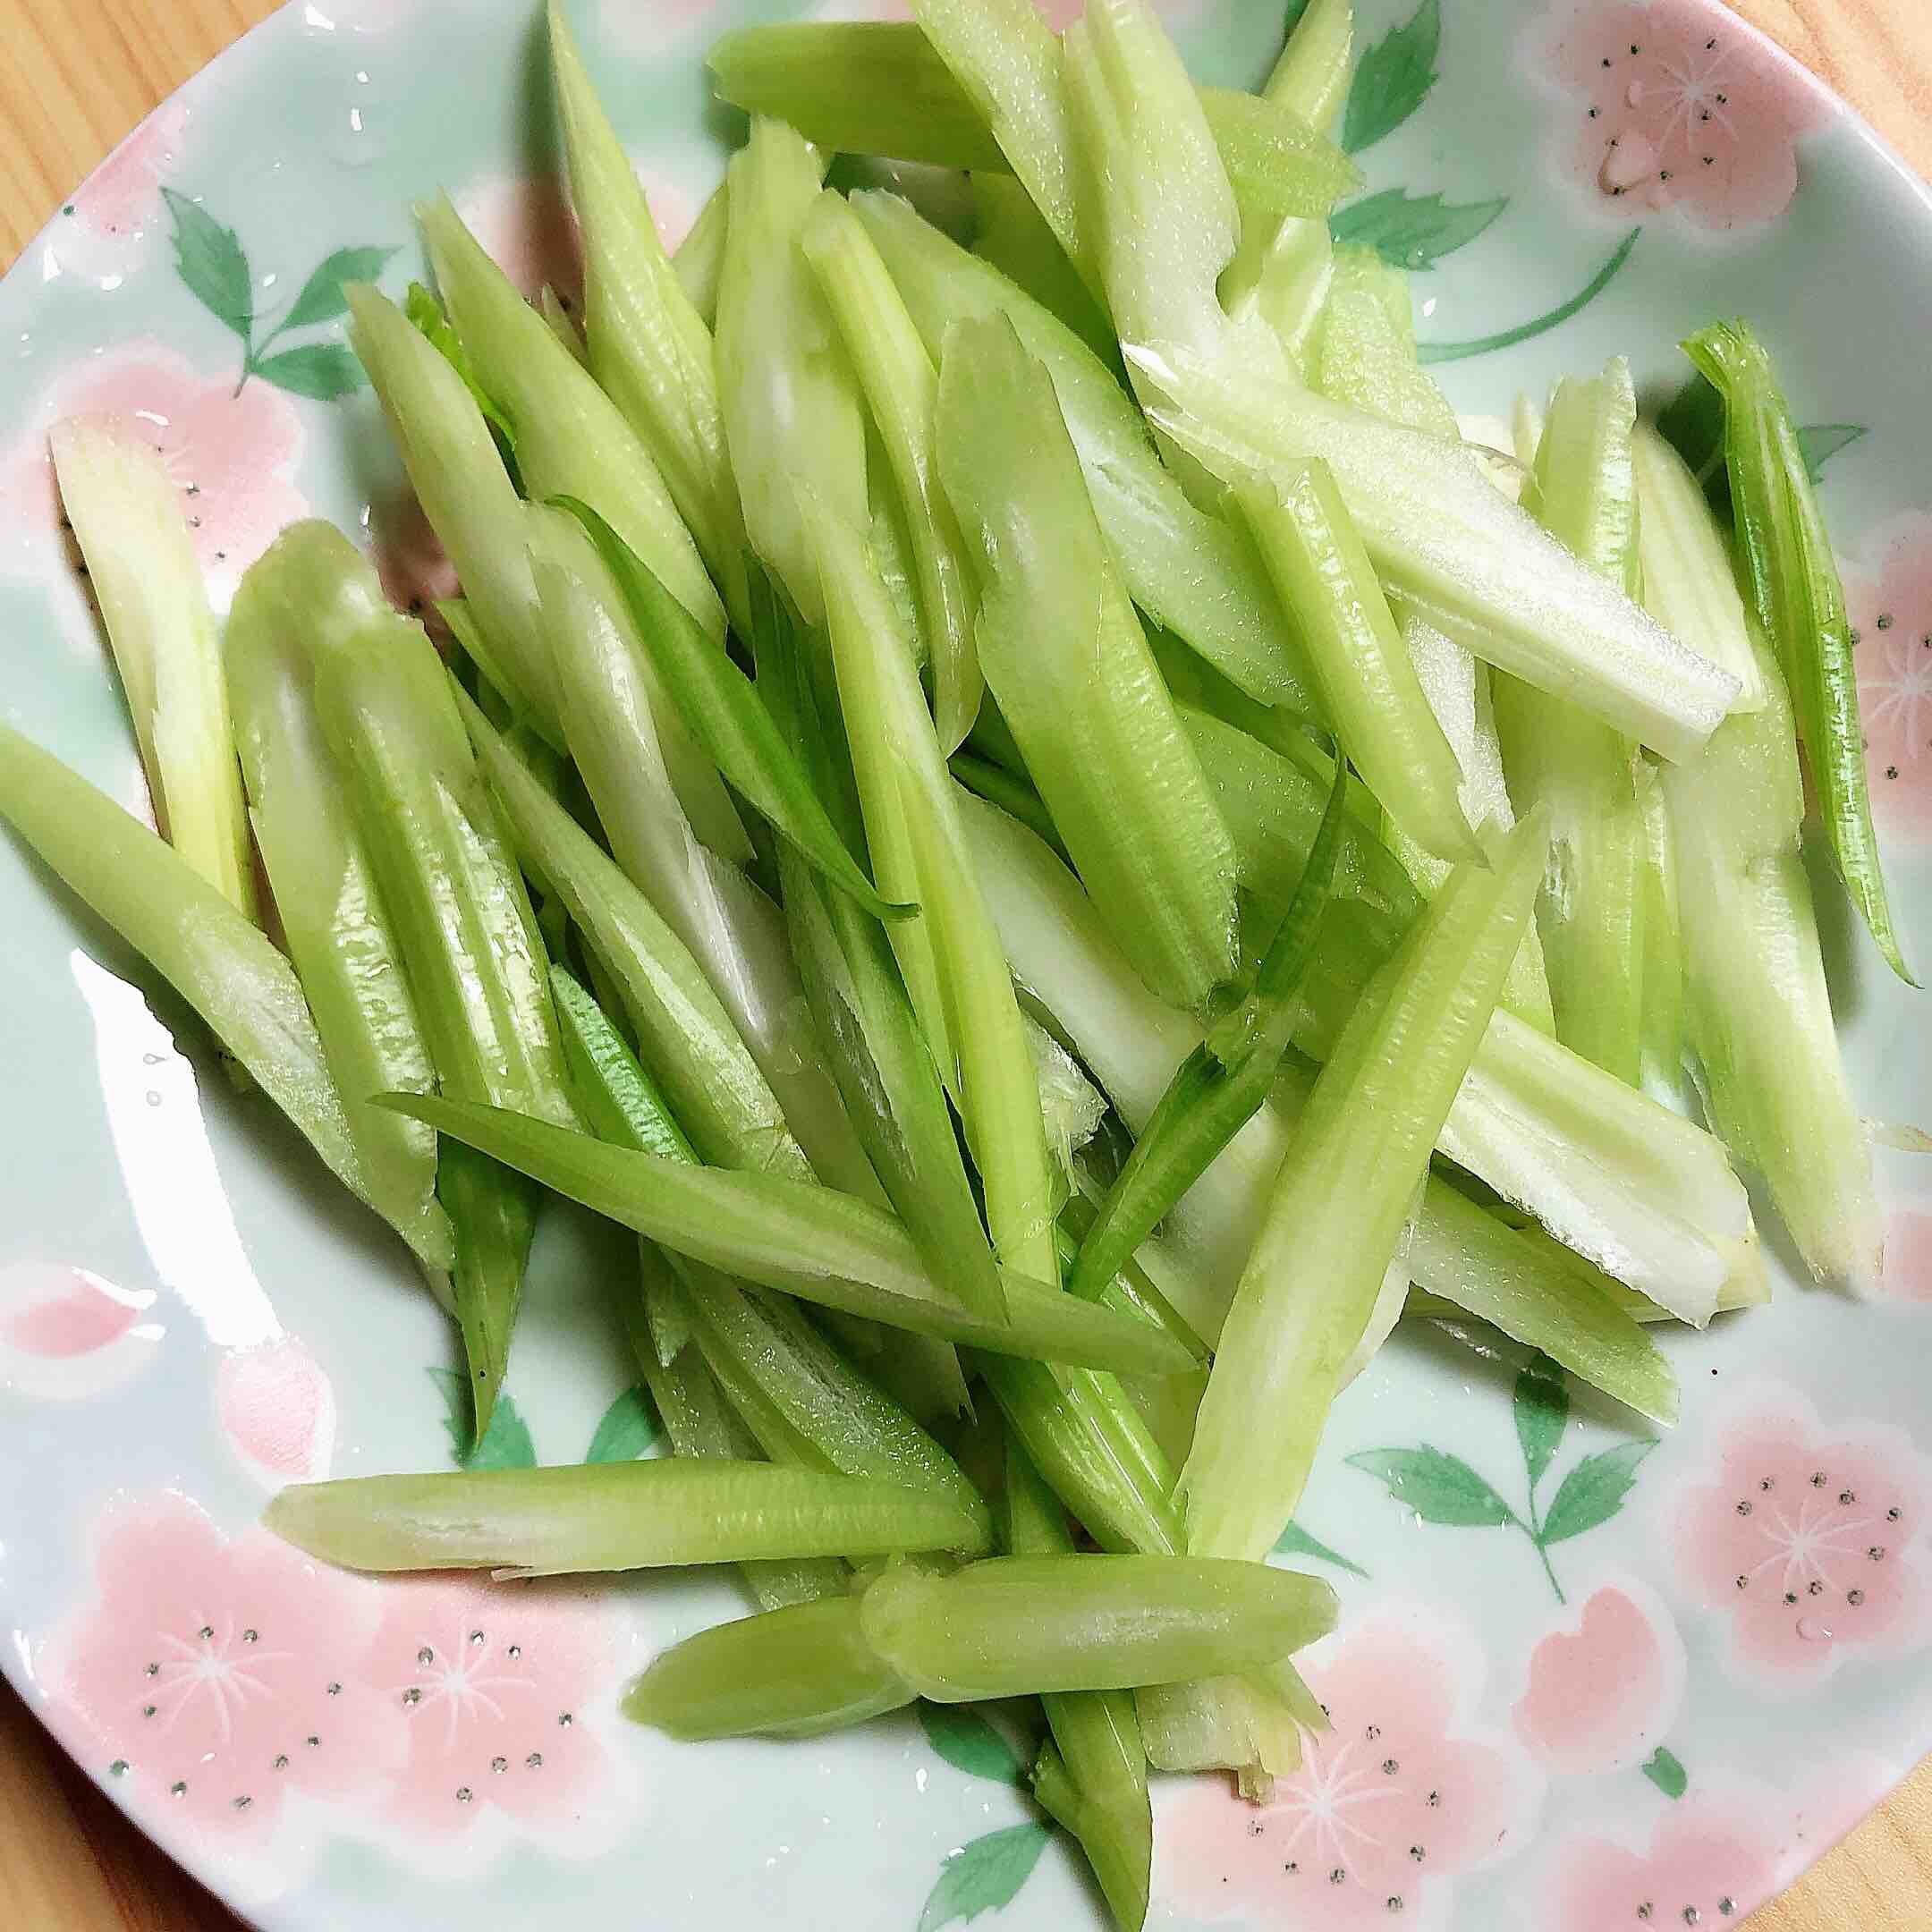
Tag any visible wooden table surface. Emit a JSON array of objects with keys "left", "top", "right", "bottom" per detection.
[{"left": 2, "top": 0, "right": 1931, "bottom": 1925}]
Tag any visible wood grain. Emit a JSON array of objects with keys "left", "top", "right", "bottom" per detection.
[{"left": 0, "top": 1, "right": 1929, "bottom": 1927}]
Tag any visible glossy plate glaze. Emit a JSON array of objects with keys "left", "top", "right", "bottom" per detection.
[{"left": 2, "top": 3, "right": 1931, "bottom": 1928}]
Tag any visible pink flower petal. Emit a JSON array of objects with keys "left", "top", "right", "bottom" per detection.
[
  {"left": 1846, "top": 511, "right": 1932, "bottom": 838},
  {"left": 0, "top": 1262, "right": 160, "bottom": 1400},
  {"left": 216, "top": 1335, "right": 337, "bottom": 1486},
  {"left": 1886, "top": 1208, "right": 1932, "bottom": 1303}
]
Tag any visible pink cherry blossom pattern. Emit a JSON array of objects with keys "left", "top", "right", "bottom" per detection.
[
  {"left": 1885, "top": 1207, "right": 1932, "bottom": 1303},
  {"left": 0, "top": 342, "right": 308, "bottom": 599},
  {"left": 1844, "top": 512, "right": 1932, "bottom": 837},
  {"left": 1535, "top": 0, "right": 1826, "bottom": 233},
  {"left": 0, "top": 1261, "right": 161, "bottom": 1401},
  {"left": 808, "top": 0, "right": 1199, "bottom": 24},
  {"left": 1671, "top": 1384, "right": 1932, "bottom": 1686},
  {"left": 44, "top": 98, "right": 192, "bottom": 284},
  {"left": 1513, "top": 1574, "right": 1688, "bottom": 1777},
  {"left": 1157, "top": 1603, "right": 1542, "bottom": 1928},
  {"left": 216, "top": 1335, "right": 337, "bottom": 1487}
]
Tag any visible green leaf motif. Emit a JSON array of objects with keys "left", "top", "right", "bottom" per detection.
[
  {"left": 427, "top": 1366, "right": 538, "bottom": 1471},
  {"left": 1642, "top": 1745, "right": 1689, "bottom": 1800},
  {"left": 252, "top": 343, "right": 367, "bottom": 402},
  {"left": 1539, "top": 1440, "right": 1655, "bottom": 1546},
  {"left": 1513, "top": 1355, "right": 1569, "bottom": 1496},
  {"left": 1342, "top": 0, "right": 1440, "bottom": 157},
  {"left": 919, "top": 1703, "right": 1023, "bottom": 1784},
  {"left": 1330, "top": 188, "right": 1508, "bottom": 271},
  {"left": 584, "top": 1384, "right": 661, "bottom": 1464},
  {"left": 1272, "top": 1519, "right": 1370, "bottom": 1580},
  {"left": 162, "top": 188, "right": 254, "bottom": 342},
  {"left": 916, "top": 1823, "right": 1053, "bottom": 1932},
  {"left": 1345, "top": 1446, "right": 1516, "bottom": 1528},
  {"left": 281, "top": 245, "right": 400, "bottom": 332},
  {"left": 1797, "top": 423, "right": 1868, "bottom": 486},
  {"left": 1419, "top": 228, "right": 1641, "bottom": 366}
]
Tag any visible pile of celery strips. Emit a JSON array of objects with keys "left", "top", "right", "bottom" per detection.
[{"left": 1, "top": 1, "right": 1913, "bottom": 1920}]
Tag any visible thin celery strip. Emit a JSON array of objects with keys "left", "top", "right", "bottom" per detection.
[
  {"left": 937, "top": 316, "right": 1240, "bottom": 1008},
  {"left": 1265, "top": 0, "right": 1353, "bottom": 131},
  {"left": 1191, "top": 84, "right": 1360, "bottom": 225},
  {"left": 624, "top": 1595, "right": 917, "bottom": 1740},
  {"left": 549, "top": 4, "right": 750, "bottom": 629},
  {"left": 50, "top": 419, "right": 256, "bottom": 921},
  {"left": 1310, "top": 243, "right": 1460, "bottom": 440},
  {"left": 859, "top": 1555, "right": 1338, "bottom": 1700},
  {"left": 1682, "top": 318, "right": 1915, "bottom": 984},
  {"left": 716, "top": 119, "right": 866, "bottom": 627},
  {"left": 556, "top": 498, "right": 912, "bottom": 924},
  {"left": 812, "top": 503, "right": 1060, "bottom": 1290},
  {"left": 948, "top": 753, "right": 1071, "bottom": 865},
  {"left": 1182, "top": 810, "right": 1548, "bottom": 1561},
  {"left": 671, "top": 182, "right": 728, "bottom": 327},
  {"left": 1637, "top": 760, "right": 1687, "bottom": 1089},
  {"left": 1495, "top": 361, "right": 1648, "bottom": 1084},
  {"left": 1131, "top": 342, "right": 1741, "bottom": 761},
  {"left": 265, "top": 1461, "right": 991, "bottom": 1577},
  {"left": 225, "top": 525, "right": 453, "bottom": 1271},
  {"left": 802, "top": 192, "right": 983, "bottom": 753},
  {"left": 970, "top": 173, "right": 1118, "bottom": 369},
  {"left": 852, "top": 191, "right": 1322, "bottom": 716},
  {"left": 538, "top": 286, "right": 586, "bottom": 364},
  {"left": 377, "top": 1096, "right": 1197, "bottom": 1378},
  {"left": 1238, "top": 462, "right": 1479, "bottom": 865},
  {"left": 402, "top": 281, "right": 518, "bottom": 456}
]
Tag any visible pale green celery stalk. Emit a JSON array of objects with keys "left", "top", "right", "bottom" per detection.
[
  {"left": 1130, "top": 343, "right": 1741, "bottom": 761},
  {"left": 266, "top": 1460, "right": 992, "bottom": 1577},
  {"left": 1239, "top": 463, "right": 1479, "bottom": 865},
  {"left": 50, "top": 419, "right": 256, "bottom": 921},
  {"left": 812, "top": 502, "right": 1060, "bottom": 1289},
  {"left": 1189, "top": 85, "right": 1360, "bottom": 225},
  {"left": 802, "top": 192, "right": 983, "bottom": 753},
  {"left": 937, "top": 316, "right": 1240, "bottom": 1009},
  {"left": 403, "top": 282, "right": 518, "bottom": 457},
  {"left": 1220, "top": 216, "right": 1332, "bottom": 376},
  {"left": 538, "top": 286, "right": 586, "bottom": 364},
  {"left": 549, "top": 4, "right": 750, "bottom": 631},
  {"left": 345, "top": 285, "right": 560, "bottom": 742},
  {"left": 462, "top": 691, "right": 813, "bottom": 1182},
  {"left": 851, "top": 191, "right": 1322, "bottom": 716},
  {"left": 671, "top": 182, "right": 728, "bottom": 328},
  {"left": 312, "top": 622, "right": 579, "bottom": 1439},
  {"left": 225, "top": 525, "right": 453, "bottom": 1272},
  {"left": 0, "top": 721, "right": 377, "bottom": 1209},
  {"left": 378, "top": 1094, "right": 1198, "bottom": 1377},
  {"left": 1029, "top": 1014, "right": 1108, "bottom": 1184},
  {"left": 419, "top": 194, "right": 725, "bottom": 652},
  {"left": 716, "top": 120, "right": 867, "bottom": 627},
  {"left": 1640, "top": 470, "right": 1881, "bottom": 1291},
  {"left": 1682, "top": 319, "right": 1913, "bottom": 983},
  {"left": 1182, "top": 810, "right": 1547, "bottom": 1561},
  {"left": 1310, "top": 243, "right": 1461, "bottom": 440},
  {"left": 1637, "top": 760, "right": 1687, "bottom": 1089},
  {"left": 1265, "top": 0, "right": 1352, "bottom": 131},
  {"left": 624, "top": 1595, "right": 916, "bottom": 1740},
  {"left": 970, "top": 174, "right": 1118, "bottom": 369},
  {"left": 949, "top": 752, "right": 1071, "bottom": 864},
  {"left": 860, "top": 1555, "right": 1337, "bottom": 1700},
  {"left": 832, "top": 156, "right": 979, "bottom": 244}
]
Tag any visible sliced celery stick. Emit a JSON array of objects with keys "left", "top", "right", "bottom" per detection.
[
  {"left": 949, "top": 752, "right": 1071, "bottom": 865},
  {"left": 852, "top": 191, "right": 1321, "bottom": 716},
  {"left": 403, "top": 281, "right": 517, "bottom": 455},
  {"left": 802, "top": 192, "right": 983, "bottom": 753},
  {"left": 1135, "top": 1675, "right": 1303, "bottom": 1789},
  {"left": 716, "top": 120, "right": 866, "bottom": 627},
  {"left": 266, "top": 1460, "right": 991, "bottom": 1577},
  {"left": 1636, "top": 760, "right": 1687, "bottom": 1089},
  {"left": 1131, "top": 343, "right": 1741, "bottom": 761},
  {"left": 0, "top": 721, "right": 372, "bottom": 1208},
  {"left": 1238, "top": 463, "right": 1479, "bottom": 865},
  {"left": 1495, "top": 361, "right": 1648, "bottom": 1084},
  {"left": 1310, "top": 243, "right": 1461, "bottom": 440},
  {"left": 937, "top": 317, "right": 1240, "bottom": 1008},
  {"left": 549, "top": 4, "right": 750, "bottom": 629},
  {"left": 671, "top": 181, "right": 728, "bottom": 327},
  {"left": 1029, "top": 1014, "right": 1107, "bottom": 1181},
  {"left": 624, "top": 1595, "right": 916, "bottom": 1740},
  {"left": 538, "top": 285, "right": 585, "bottom": 364},
  {"left": 1182, "top": 810, "right": 1547, "bottom": 1561},
  {"left": 812, "top": 503, "right": 1060, "bottom": 1290},
  {"left": 225, "top": 524, "right": 453, "bottom": 1271},
  {"left": 970, "top": 173, "right": 1118, "bottom": 369},
  {"left": 859, "top": 1555, "right": 1338, "bottom": 1701},
  {"left": 1222, "top": 215, "right": 1333, "bottom": 373},
  {"left": 50, "top": 419, "right": 256, "bottom": 921},
  {"left": 558, "top": 498, "right": 911, "bottom": 923},
  {"left": 345, "top": 284, "right": 560, "bottom": 741},
  {"left": 1189, "top": 84, "right": 1360, "bottom": 225},
  {"left": 420, "top": 194, "right": 724, "bottom": 654},
  {"left": 380, "top": 1096, "right": 1192, "bottom": 1377},
  {"left": 1682, "top": 318, "right": 1913, "bottom": 984},
  {"left": 1265, "top": 0, "right": 1353, "bottom": 131}
]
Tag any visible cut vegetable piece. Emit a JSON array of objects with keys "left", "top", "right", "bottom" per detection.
[
  {"left": 859, "top": 1555, "right": 1338, "bottom": 1700},
  {"left": 1636, "top": 758, "right": 1686, "bottom": 1090},
  {"left": 266, "top": 1461, "right": 991, "bottom": 1577},
  {"left": 1182, "top": 809, "right": 1547, "bottom": 1561},
  {"left": 1130, "top": 342, "right": 1741, "bottom": 760},
  {"left": 403, "top": 280, "right": 518, "bottom": 456},
  {"left": 625, "top": 1595, "right": 916, "bottom": 1740},
  {"left": 378, "top": 1096, "right": 1196, "bottom": 1377},
  {"left": 1265, "top": 0, "right": 1353, "bottom": 131},
  {"left": 1136, "top": 1675, "right": 1303, "bottom": 1788},
  {"left": 225, "top": 524, "right": 453, "bottom": 1271},
  {"left": 1237, "top": 463, "right": 1479, "bottom": 865},
  {"left": 671, "top": 181, "right": 728, "bottom": 327},
  {"left": 1221, "top": 215, "right": 1333, "bottom": 376},
  {"left": 50, "top": 419, "right": 256, "bottom": 922},
  {"left": 949, "top": 753, "right": 1070, "bottom": 865},
  {"left": 970, "top": 173, "right": 1118, "bottom": 368},
  {"left": 802, "top": 192, "right": 983, "bottom": 752},
  {"left": 937, "top": 316, "right": 1239, "bottom": 1008},
  {"left": 1682, "top": 318, "right": 1913, "bottom": 984},
  {"left": 1191, "top": 85, "right": 1360, "bottom": 225},
  {"left": 549, "top": 3, "right": 749, "bottom": 628},
  {"left": 1309, "top": 242, "right": 1460, "bottom": 440}
]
